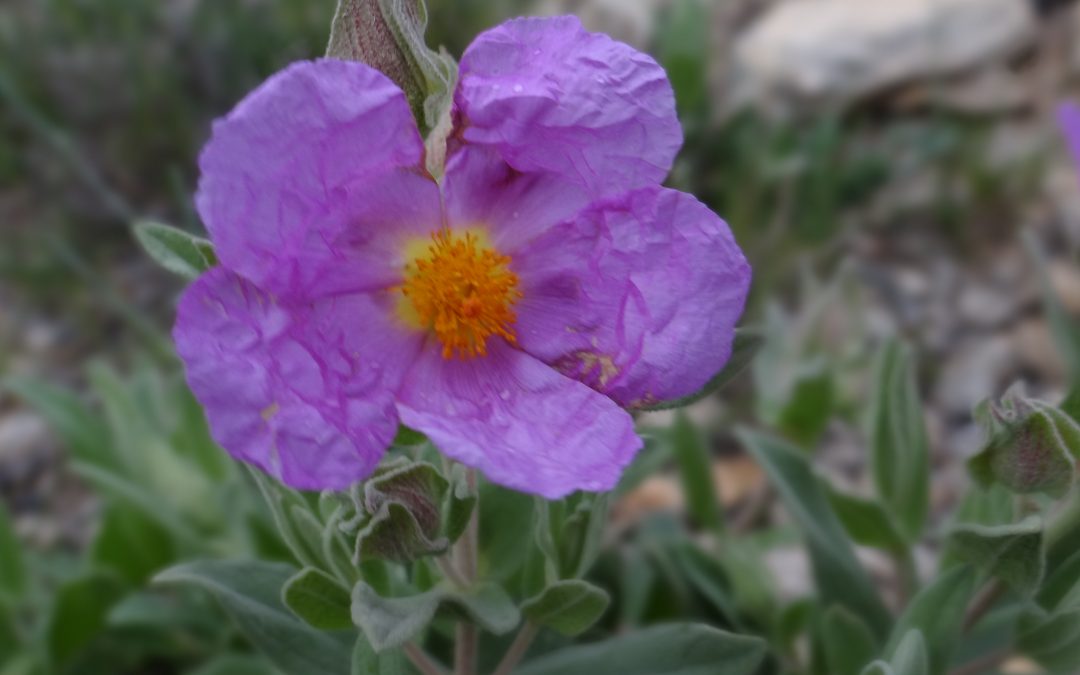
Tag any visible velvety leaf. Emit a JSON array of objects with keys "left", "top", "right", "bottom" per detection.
[
  {"left": 885, "top": 565, "right": 975, "bottom": 674},
  {"left": 0, "top": 504, "right": 25, "bottom": 601},
  {"left": 671, "top": 543, "right": 742, "bottom": 629},
  {"left": 1038, "top": 547, "right": 1080, "bottom": 612},
  {"left": 1017, "top": 606, "right": 1080, "bottom": 672},
  {"left": 776, "top": 361, "right": 834, "bottom": 447},
  {"left": 356, "top": 501, "right": 448, "bottom": 563},
  {"left": 869, "top": 340, "right": 929, "bottom": 541},
  {"left": 443, "top": 464, "right": 476, "bottom": 544},
  {"left": 326, "top": 0, "right": 456, "bottom": 136},
  {"left": 133, "top": 220, "right": 216, "bottom": 279},
  {"left": 351, "top": 581, "right": 519, "bottom": 651},
  {"left": 949, "top": 516, "right": 1045, "bottom": 595},
  {"left": 45, "top": 572, "right": 126, "bottom": 666},
  {"left": 827, "top": 486, "right": 907, "bottom": 552},
  {"left": 392, "top": 425, "right": 426, "bottom": 447},
  {"left": 823, "top": 606, "right": 879, "bottom": 675},
  {"left": 283, "top": 567, "right": 353, "bottom": 631},
  {"left": 364, "top": 461, "right": 447, "bottom": 537},
  {"left": 3, "top": 377, "right": 113, "bottom": 471},
  {"left": 351, "top": 633, "right": 411, "bottom": 675},
  {"left": 514, "top": 623, "right": 767, "bottom": 675},
  {"left": 739, "top": 429, "right": 890, "bottom": 636},
  {"left": 521, "top": 580, "right": 610, "bottom": 637},
  {"left": 478, "top": 483, "right": 534, "bottom": 581},
  {"left": 888, "top": 630, "right": 929, "bottom": 675},
  {"left": 90, "top": 504, "right": 176, "bottom": 585},
  {"left": 155, "top": 560, "right": 351, "bottom": 675},
  {"left": 250, "top": 470, "right": 325, "bottom": 569},
  {"left": 1024, "top": 231, "right": 1080, "bottom": 379},
  {"left": 968, "top": 396, "right": 1079, "bottom": 498},
  {"left": 187, "top": 655, "right": 277, "bottom": 675},
  {"left": 671, "top": 412, "right": 723, "bottom": 532},
  {"left": 635, "top": 327, "right": 763, "bottom": 411}
]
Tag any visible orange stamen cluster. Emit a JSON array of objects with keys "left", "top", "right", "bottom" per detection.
[{"left": 401, "top": 229, "right": 522, "bottom": 359}]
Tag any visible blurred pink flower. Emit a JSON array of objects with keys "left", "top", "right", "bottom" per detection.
[{"left": 174, "top": 16, "right": 751, "bottom": 498}]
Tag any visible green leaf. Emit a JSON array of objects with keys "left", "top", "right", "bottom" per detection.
[
  {"left": 250, "top": 470, "right": 326, "bottom": 569},
  {"left": 351, "top": 633, "right": 411, "bottom": 675},
  {"left": 885, "top": 565, "right": 976, "bottom": 674},
  {"left": 521, "top": 580, "right": 610, "bottom": 637},
  {"left": 45, "top": 572, "right": 126, "bottom": 666},
  {"left": 634, "top": 328, "right": 764, "bottom": 411},
  {"left": 869, "top": 340, "right": 929, "bottom": 541},
  {"left": 1024, "top": 231, "right": 1080, "bottom": 379},
  {"left": 356, "top": 501, "right": 448, "bottom": 563},
  {"left": 155, "top": 560, "right": 351, "bottom": 675},
  {"left": 739, "top": 429, "right": 891, "bottom": 636},
  {"left": 478, "top": 482, "right": 534, "bottom": 581},
  {"left": 3, "top": 377, "right": 113, "bottom": 471},
  {"left": 888, "top": 630, "right": 929, "bottom": 675},
  {"left": 1017, "top": 606, "right": 1080, "bottom": 672},
  {"left": 187, "top": 655, "right": 277, "bottom": 675},
  {"left": 90, "top": 503, "right": 176, "bottom": 585},
  {"left": 827, "top": 486, "right": 907, "bottom": 552},
  {"left": 968, "top": 395, "right": 1080, "bottom": 498},
  {"left": 515, "top": 623, "right": 767, "bottom": 675},
  {"left": 949, "top": 516, "right": 1044, "bottom": 595},
  {"left": 0, "top": 504, "right": 25, "bottom": 602},
  {"left": 132, "top": 220, "right": 216, "bottom": 279},
  {"left": 327, "top": 0, "right": 456, "bottom": 137},
  {"left": 443, "top": 464, "right": 476, "bottom": 544},
  {"left": 671, "top": 412, "right": 723, "bottom": 532},
  {"left": 823, "top": 606, "right": 879, "bottom": 675},
  {"left": 351, "top": 581, "right": 519, "bottom": 651},
  {"left": 776, "top": 360, "right": 834, "bottom": 447},
  {"left": 283, "top": 568, "right": 353, "bottom": 631}
]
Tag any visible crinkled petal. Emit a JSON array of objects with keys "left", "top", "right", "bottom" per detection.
[
  {"left": 442, "top": 146, "right": 591, "bottom": 252},
  {"left": 197, "top": 59, "right": 440, "bottom": 300},
  {"left": 1060, "top": 103, "right": 1080, "bottom": 169},
  {"left": 395, "top": 340, "right": 641, "bottom": 498},
  {"left": 174, "top": 268, "right": 424, "bottom": 490},
  {"left": 455, "top": 15, "right": 682, "bottom": 197},
  {"left": 512, "top": 187, "right": 751, "bottom": 408}
]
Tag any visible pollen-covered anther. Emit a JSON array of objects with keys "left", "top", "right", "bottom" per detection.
[{"left": 401, "top": 229, "right": 523, "bottom": 359}]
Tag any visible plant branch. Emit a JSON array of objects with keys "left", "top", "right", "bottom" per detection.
[
  {"left": 405, "top": 643, "right": 450, "bottom": 675},
  {"left": 962, "top": 579, "right": 1005, "bottom": 633},
  {"left": 435, "top": 555, "right": 469, "bottom": 589},
  {"left": 454, "top": 468, "right": 479, "bottom": 675},
  {"left": 492, "top": 622, "right": 539, "bottom": 675}
]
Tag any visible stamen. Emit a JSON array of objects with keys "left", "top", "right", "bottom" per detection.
[{"left": 400, "top": 229, "right": 523, "bottom": 359}]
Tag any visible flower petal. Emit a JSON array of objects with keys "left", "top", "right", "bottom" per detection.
[
  {"left": 395, "top": 340, "right": 641, "bottom": 498},
  {"left": 174, "top": 268, "right": 424, "bottom": 490},
  {"left": 455, "top": 15, "right": 682, "bottom": 197},
  {"left": 197, "top": 59, "right": 440, "bottom": 300},
  {"left": 512, "top": 187, "right": 751, "bottom": 408},
  {"left": 442, "top": 146, "right": 591, "bottom": 252}
]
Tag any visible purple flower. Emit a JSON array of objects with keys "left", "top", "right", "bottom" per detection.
[
  {"left": 174, "top": 16, "right": 751, "bottom": 498},
  {"left": 1061, "top": 103, "right": 1080, "bottom": 170}
]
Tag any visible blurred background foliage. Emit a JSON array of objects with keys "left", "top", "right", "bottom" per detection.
[{"left": 3, "top": 0, "right": 1080, "bottom": 674}]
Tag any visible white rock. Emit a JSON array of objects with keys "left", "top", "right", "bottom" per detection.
[{"left": 732, "top": 0, "right": 1036, "bottom": 109}]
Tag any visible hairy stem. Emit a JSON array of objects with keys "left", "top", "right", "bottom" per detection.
[
  {"left": 405, "top": 643, "right": 450, "bottom": 675},
  {"left": 962, "top": 579, "right": 1005, "bottom": 633},
  {"left": 454, "top": 469, "right": 479, "bottom": 675},
  {"left": 492, "top": 622, "right": 539, "bottom": 675}
]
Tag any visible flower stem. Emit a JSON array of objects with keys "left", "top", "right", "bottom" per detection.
[
  {"left": 454, "top": 468, "right": 480, "bottom": 675},
  {"left": 492, "top": 622, "right": 539, "bottom": 675},
  {"left": 405, "top": 643, "right": 450, "bottom": 675}
]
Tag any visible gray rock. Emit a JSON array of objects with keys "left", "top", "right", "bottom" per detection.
[{"left": 732, "top": 0, "right": 1036, "bottom": 111}]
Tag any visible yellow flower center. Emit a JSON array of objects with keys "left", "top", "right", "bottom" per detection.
[{"left": 400, "top": 228, "right": 522, "bottom": 359}]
